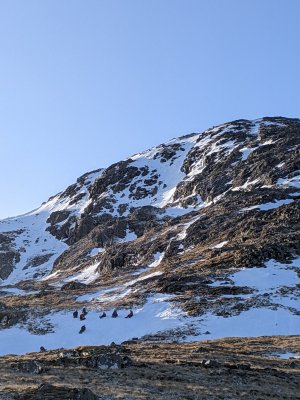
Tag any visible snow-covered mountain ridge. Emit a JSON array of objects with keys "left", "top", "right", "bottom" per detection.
[{"left": 0, "top": 116, "right": 299, "bottom": 354}]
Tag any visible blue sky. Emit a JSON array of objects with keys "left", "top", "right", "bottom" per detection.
[{"left": 0, "top": 0, "right": 299, "bottom": 218}]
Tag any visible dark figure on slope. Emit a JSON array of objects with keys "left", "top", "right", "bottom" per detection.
[
  {"left": 82, "top": 307, "right": 88, "bottom": 315},
  {"left": 125, "top": 309, "right": 133, "bottom": 319},
  {"left": 80, "top": 313, "right": 86, "bottom": 321},
  {"left": 112, "top": 309, "right": 118, "bottom": 318},
  {"left": 73, "top": 310, "right": 78, "bottom": 318},
  {"left": 99, "top": 311, "right": 106, "bottom": 319},
  {"left": 79, "top": 325, "right": 86, "bottom": 334},
  {"left": 40, "top": 346, "right": 46, "bottom": 352}
]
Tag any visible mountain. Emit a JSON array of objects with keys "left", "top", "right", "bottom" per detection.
[{"left": 0, "top": 116, "right": 299, "bottom": 355}]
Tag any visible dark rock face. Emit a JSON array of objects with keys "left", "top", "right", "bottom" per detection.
[
  {"left": 46, "top": 210, "right": 76, "bottom": 241},
  {"left": 46, "top": 210, "right": 72, "bottom": 225},
  {"left": 97, "top": 245, "right": 136, "bottom": 274},
  {"left": 23, "top": 254, "right": 54, "bottom": 270},
  {"left": 61, "top": 281, "right": 87, "bottom": 291},
  {"left": 90, "top": 160, "right": 137, "bottom": 198},
  {"left": 0, "top": 308, "right": 27, "bottom": 329},
  {"left": 11, "top": 360, "right": 43, "bottom": 375},
  {"left": 0, "top": 250, "right": 20, "bottom": 280},
  {"left": 0, "top": 233, "right": 21, "bottom": 279}
]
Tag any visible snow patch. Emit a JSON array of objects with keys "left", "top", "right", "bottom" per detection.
[
  {"left": 240, "top": 199, "right": 294, "bottom": 212},
  {"left": 239, "top": 147, "right": 258, "bottom": 161},
  {"left": 119, "top": 229, "right": 137, "bottom": 243},
  {"left": 188, "top": 308, "right": 300, "bottom": 341},
  {"left": 271, "top": 352, "right": 300, "bottom": 360},
  {"left": 231, "top": 261, "right": 299, "bottom": 292},
  {"left": 0, "top": 294, "right": 185, "bottom": 356},
  {"left": 277, "top": 175, "right": 300, "bottom": 188},
  {"left": 232, "top": 178, "right": 260, "bottom": 192},
  {"left": 89, "top": 248, "right": 104, "bottom": 257},
  {"left": 276, "top": 162, "right": 285, "bottom": 169},
  {"left": 210, "top": 241, "right": 228, "bottom": 249},
  {"left": 64, "top": 262, "right": 100, "bottom": 285},
  {"left": 149, "top": 252, "right": 165, "bottom": 268},
  {"left": 177, "top": 216, "right": 200, "bottom": 240}
]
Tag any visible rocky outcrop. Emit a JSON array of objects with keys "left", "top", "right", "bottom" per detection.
[
  {"left": 61, "top": 281, "right": 87, "bottom": 291},
  {"left": 46, "top": 210, "right": 76, "bottom": 241},
  {"left": 0, "top": 233, "right": 21, "bottom": 280},
  {"left": 23, "top": 254, "right": 54, "bottom": 270}
]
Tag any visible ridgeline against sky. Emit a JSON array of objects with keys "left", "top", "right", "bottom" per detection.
[{"left": 0, "top": 0, "right": 299, "bottom": 218}]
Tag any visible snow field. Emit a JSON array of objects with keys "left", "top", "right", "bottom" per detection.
[
  {"left": 1, "top": 258, "right": 299, "bottom": 356},
  {"left": 189, "top": 308, "right": 299, "bottom": 341},
  {"left": 240, "top": 199, "right": 294, "bottom": 212},
  {"left": 0, "top": 294, "right": 184, "bottom": 356}
]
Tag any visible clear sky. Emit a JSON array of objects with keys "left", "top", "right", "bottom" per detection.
[{"left": 0, "top": 0, "right": 299, "bottom": 218}]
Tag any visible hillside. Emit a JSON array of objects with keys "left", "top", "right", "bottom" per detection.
[
  {"left": 0, "top": 336, "right": 299, "bottom": 399},
  {"left": 0, "top": 116, "right": 299, "bottom": 355}
]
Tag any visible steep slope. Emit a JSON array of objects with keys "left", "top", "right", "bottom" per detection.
[
  {"left": 0, "top": 116, "right": 299, "bottom": 353},
  {"left": 0, "top": 169, "right": 102, "bottom": 283}
]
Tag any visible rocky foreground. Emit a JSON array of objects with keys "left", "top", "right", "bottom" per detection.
[{"left": 0, "top": 336, "right": 299, "bottom": 399}]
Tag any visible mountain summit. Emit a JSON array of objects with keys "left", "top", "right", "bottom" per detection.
[{"left": 0, "top": 116, "right": 299, "bottom": 354}]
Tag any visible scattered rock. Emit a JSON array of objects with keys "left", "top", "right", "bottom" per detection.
[
  {"left": 61, "top": 281, "right": 87, "bottom": 291},
  {"left": 16, "top": 384, "right": 98, "bottom": 400}
]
